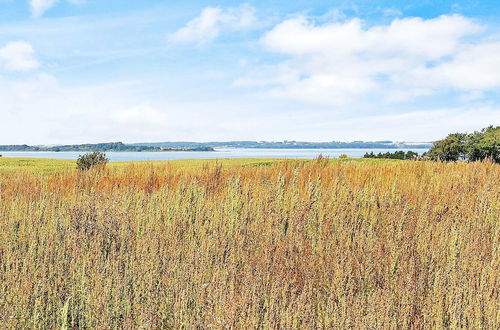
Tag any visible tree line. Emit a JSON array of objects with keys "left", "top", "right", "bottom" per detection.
[
  {"left": 426, "top": 126, "right": 499, "bottom": 163},
  {"left": 363, "top": 126, "right": 499, "bottom": 163},
  {"left": 364, "top": 150, "right": 420, "bottom": 160}
]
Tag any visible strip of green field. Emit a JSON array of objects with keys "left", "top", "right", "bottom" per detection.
[
  {"left": 0, "top": 156, "right": 399, "bottom": 174},
  {"left": 0, "top": 157, "right": 286, "bottom": 174}
]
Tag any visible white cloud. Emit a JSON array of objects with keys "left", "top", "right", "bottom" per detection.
[
  {"left": 0, "top": 73, "right": 170, "bottom": 143},
  {"left": 168, "top": 5, "right": 257, "bottom": 44},
  {"left": 0, "top": 72, "right": 259, "bottom": 144},
  {"left": 238, "top": 14, "right": 500, "bottom": 106},
  {"left": 0, "top": 70, "right": 497, "bottom": 144},
  {"left": 305, "top": 106, "right": 500, "bottom": 141},
  {"left": 30, "top": 0, "right": 59, "bottom": 17},
  {"left": 0, "top": 41, "right": 39, "bottom": 71},
  {"left": 109, "top": 105, "right": 168, "bottom": 127},
  {"left": 419, "top": 41, "right": 500, "bottom": 90},
  {"left": 30, "top": 0, "right": 84, "bottom": 17}
]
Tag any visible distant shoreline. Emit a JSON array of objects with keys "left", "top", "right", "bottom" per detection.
[
  {"left": 0, "top": 140, "right": 432, "bottom": 152},
  {"left": 0, "top": 142, "right": 214, "bottom": 153}
]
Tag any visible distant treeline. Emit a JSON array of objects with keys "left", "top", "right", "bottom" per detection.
[
  {"left": 364, "top": 150, "right": 420, "bottom": 160},
  {"left": 0, "top": 142, "right": 214, "bottom": 152},
  {"left": 133, "top": 141, "right": 432, "bottom": 149},
  {"left": 363, "top": 126, "right": 499, "bottom": 163}
]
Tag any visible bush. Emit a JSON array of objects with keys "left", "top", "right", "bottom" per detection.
[
  {"left": 76, "top": 152, "right": 109, "bottom": 171},
  {"left": 314, "top": 153, "right": 330, "bottom": 166},
  {"left": 338, "top": 154, "right": 349, "bottom": 159}
]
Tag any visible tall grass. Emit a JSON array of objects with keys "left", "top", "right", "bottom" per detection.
[{"left": 0, "top": 160, "right": 498, "bottom": 328}]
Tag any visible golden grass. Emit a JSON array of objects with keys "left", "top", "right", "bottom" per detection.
[{"left": 0, "top": 159, "right": 498, "bottom": 328}]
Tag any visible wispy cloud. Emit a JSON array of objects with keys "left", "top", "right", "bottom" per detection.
[
  {"left": 168, "top": 4, "right": 257, "bottom": 44},
  {"left": 30, "top": 0, "right": 84, "bottom": 18},
  {"left": 30, "top": 0, "right": 59, "bottom": 17},
  {"left": 0, "top": 41, "right": 39, "bottom": 71}
]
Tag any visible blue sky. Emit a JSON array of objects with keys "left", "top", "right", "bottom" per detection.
[{"left": 0, "top": 0, "right": 499, "bottom": 144}]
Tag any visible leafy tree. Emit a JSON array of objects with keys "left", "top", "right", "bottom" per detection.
[
  {"left": 76, "top": 152, "right": 109, "bottom": 171},
  {"left": 427, "top": 126, "right": 499, "bottom": 163},
  {"left": 405, "top": 151, "right": 419, "bottom": 160},
  {"left": 427, "top": 133, "right": 468, "bottom": 162},
  {"left": 466, "top": 126, "right": 499, "bottom": 163},
  {"left": 364, "top": 152, "right": 375, "bottom": 158}
]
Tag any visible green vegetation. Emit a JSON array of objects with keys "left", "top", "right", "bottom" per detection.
[
  {"left": 0, "top": 156, "right": 404, "bottom": 176},
  {"left": 364, "top": 150, "right": 420, "bottom": 160},
  {"left": 427, "top": 126, "right": 499, "bottom": 162},
  {"left": 0, "top": 157, "right": 75, "bottom": 174},
  {"left": 0, "top": 157, "right": 288, "bottom": 174},
  {"left": 76, "top": 152, "right": 109, "bottom": 171}
]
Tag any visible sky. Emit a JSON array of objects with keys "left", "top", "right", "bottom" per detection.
[{"left": 0, "top": 0, "right": 499, "bottom": 144}]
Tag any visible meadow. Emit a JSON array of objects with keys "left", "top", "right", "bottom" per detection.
[{"left": 0, "top": 157, "right": 498, "bottom": 328}]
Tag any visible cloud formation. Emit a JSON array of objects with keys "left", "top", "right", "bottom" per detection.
[
  {"left": 237, "top": 14, "right": 500, "bottom": 106},
  {"left": 0, "top": 41, "right": 39, "bottom": 71},
  {"left": 30, "top": 0, "right": 83, "bottom": 18},
  {"left": 30, "top": 0, "right": 59, "bottom": 17},
  {"left": 168, "top": 5, "right": 257, "bottom": 44}
]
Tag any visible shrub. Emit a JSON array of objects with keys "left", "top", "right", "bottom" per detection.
[
  {"left": 338, "top": 154, "right": 349, "bottom": 159},
  {"left": 314, "top": 153, "right": 330, "bottom": 166},
  {"left": 76, "top": 152, "right": 109, "bottom": 171}
]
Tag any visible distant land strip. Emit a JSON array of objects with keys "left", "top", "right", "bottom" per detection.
[
  {"left": 130, "top": 140, "right": 432, "bottom": 149},
  {"left": 0, "top": 141, "right": 433, "bottom": 152},
  {"left": 0, "top": 142, "right": 214, "bottom": 152}
]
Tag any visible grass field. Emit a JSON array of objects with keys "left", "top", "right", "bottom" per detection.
[
  {"left": 0, "top": 157, "right": 294, "bottom": 174},
  {"left": 0, "top": 157, "right": 498, "bottom": 328},
  {"left": 0, "top": 156, "right": 393, "bottom": 174}
]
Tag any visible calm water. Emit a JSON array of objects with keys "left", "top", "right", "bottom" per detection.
[{"left": 0, "top": 148, "right": 429, "bottom": 162}]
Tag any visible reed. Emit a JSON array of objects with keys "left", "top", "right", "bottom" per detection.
[{"left": 0, "top": 159, "right": 498, "bottom": 328}]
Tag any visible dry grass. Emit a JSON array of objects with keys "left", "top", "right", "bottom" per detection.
[{"left": 0, "top": 159, "right": 498, "bottom": 328}]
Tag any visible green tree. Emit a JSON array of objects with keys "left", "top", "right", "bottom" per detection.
[
  {"left": 467, "top": 126, "right": 499, "bottom": 163},
  {"left": 405, "top": 151, "right": 419, "bottom": 160},
  {"left": 427, "top": 133, "right": 468, "bottom": 162},
  {"left": 363, "top": 152, "right": 375, "bottom": 158}
]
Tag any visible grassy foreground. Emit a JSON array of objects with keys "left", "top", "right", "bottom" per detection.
[{"left": 0, "top": 158, "right": 498, "bottom": 328}]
